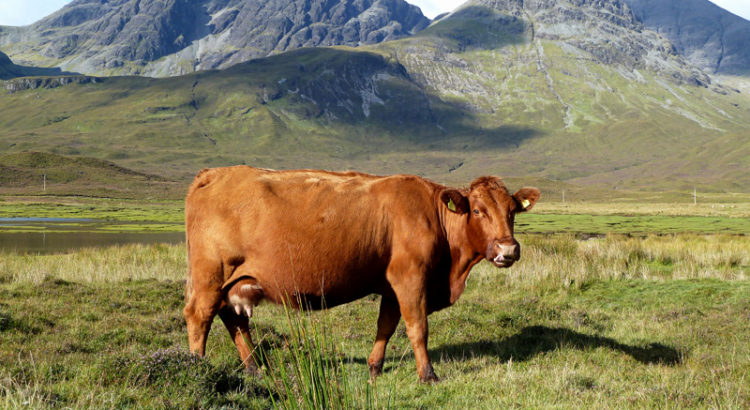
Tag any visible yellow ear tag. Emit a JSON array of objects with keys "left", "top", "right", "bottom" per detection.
[
  {"left": 521, "top": 199, "right": 531, "bottom": 209},
  {"left": 447, "top": 198, "right": 457, "bottom": 212}
]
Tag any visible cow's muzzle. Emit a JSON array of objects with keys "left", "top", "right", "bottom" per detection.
[{"left": 488, "top": 239, "right": 520, "bottom": 268}]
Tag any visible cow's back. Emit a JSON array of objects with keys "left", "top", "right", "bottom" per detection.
[{"left": 186, "top": 166, "right": 440, "bottom": 307}]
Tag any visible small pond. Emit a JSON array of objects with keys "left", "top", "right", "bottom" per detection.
[{"left": 0, "top": 218, "right": 184, "bottom": 253}]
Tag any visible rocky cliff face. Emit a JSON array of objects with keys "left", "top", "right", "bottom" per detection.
[
  {"left": 471, "top": 0, "right": 709, "bottom": 85},
  {"left": 0, "top": 0, "right": 429, "bottom": 76},
  {"left": 623, "top": 0, "right": 750, "bottom": 75}
]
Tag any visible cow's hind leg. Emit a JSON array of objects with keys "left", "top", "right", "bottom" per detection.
[
  {"left": 221, "top": 278, "right": 265, "bottom": 372},
  {"left": 367, "top": 295, "right": 401, "bottom": 378},
  {"left": 218, "top": 307, "right": 258, "bottom": 373},
  {"left": 184, "top": 259, "right": 223, "bottom": 357}
]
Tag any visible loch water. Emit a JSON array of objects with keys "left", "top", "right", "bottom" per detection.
[{"left": 0, "top": 218, "right": 184, "bottom": 253}]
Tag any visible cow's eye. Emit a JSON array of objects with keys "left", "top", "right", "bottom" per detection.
[{"left": 473, "top": 209, "right": 480, "bottom": 215}]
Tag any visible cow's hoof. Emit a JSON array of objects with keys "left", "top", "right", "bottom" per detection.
[
  {"left": 419, "top": 367, "right": 439, "bottom": 383},
  {"left": 368, "top": 360, "right": 384, "bottom": 379},
  {"left": 244, "top": 362, "right": 263, "bottom": 376}
]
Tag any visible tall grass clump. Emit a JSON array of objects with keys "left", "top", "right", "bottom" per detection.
[
  {"left": 0, "top": 359, "right": 52, "bottom": 408},
  {"left": 258, "top": 301, "right": 379, "bottom": 410}
]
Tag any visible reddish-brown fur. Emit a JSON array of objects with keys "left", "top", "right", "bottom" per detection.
[{"left": 183, "top": 166, "right": 540, "bottom": 382}]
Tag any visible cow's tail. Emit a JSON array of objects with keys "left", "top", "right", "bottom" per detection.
[
  {"left": 184, "top": 230, "right": 193, "bottom": 305},
  {"left": 184, "top": 187, "right": 195, "bottom": 306}
]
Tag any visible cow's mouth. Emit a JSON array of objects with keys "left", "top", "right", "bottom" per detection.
[{"left": 492, "top": 254, "right": 516, "bottom": 268}]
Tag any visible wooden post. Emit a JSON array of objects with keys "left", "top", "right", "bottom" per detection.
[
  {"left": 43, "top": 172, "right": 46, "bottom": 192},
  {"left": 693, "top": 186, "right": 697, "bottom": 205}
]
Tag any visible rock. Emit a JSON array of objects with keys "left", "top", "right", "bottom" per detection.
[
  {"left": 623, "top": 0, "right": 750, "bottom": 75},
  {"left": 2, "top": 75, "right": 100, "bottom": 93}
]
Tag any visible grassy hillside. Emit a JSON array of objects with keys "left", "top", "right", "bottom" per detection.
[
  {"left": 0, "top": 152, "right": 181, "bottom": 199},
  {"left": 0, "top": 48, "right": 451, "bottom": 182}
]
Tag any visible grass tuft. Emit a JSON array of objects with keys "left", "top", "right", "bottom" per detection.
[{"left": 258, "top": 302, "right": 377, "bottom": 409}]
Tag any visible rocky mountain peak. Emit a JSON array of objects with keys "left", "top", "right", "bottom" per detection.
[
  {"left": 622, "top": 0, "right": 750, "bottom": 75},
  {"left": 0, "top": 0, "right": 430, "bottom": 76}
]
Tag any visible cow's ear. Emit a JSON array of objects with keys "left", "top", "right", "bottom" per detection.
[
  {"left": 513, "top": 187, "right": 540, "bottom": 212},
  {"left": 440, "top": 189, "right": 469, "bottom": 214}
]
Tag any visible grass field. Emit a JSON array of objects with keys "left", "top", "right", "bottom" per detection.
[{"left": 0, "top": 231, "right": 748, "bottom": 408}]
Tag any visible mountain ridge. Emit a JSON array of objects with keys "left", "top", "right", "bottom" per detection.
[{"left": 3, "top": 0, "right": 750, "bottom": 79}]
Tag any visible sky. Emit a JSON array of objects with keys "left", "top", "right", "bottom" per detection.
[{"left": 0, "top": 0, "right": 749, "bottom": 26}]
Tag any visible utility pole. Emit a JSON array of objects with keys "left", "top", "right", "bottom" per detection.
[
  {"left": 43, "top": 172, "right": 46, "bottom": 192},
  {"left": 562, "top": 189, "right": 565, "bottom": 204},
  {"left": 693, "top": 186, "right": 697, "bottom": 206}
]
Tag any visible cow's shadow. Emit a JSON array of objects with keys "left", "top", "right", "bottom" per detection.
[{"left": 428, "top": 325, "right": 683, "bottom": 366}]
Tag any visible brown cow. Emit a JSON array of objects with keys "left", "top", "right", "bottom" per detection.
[{"left": 183, "top": 166, "right": 540, "bottom": 382}]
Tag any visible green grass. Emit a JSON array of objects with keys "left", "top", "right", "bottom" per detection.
[
  {"left": 0, "top": 197, "right": 183, "bottom": 223},
  {"left": 517, "top": 213, "right": 750, "bottom": 234},
  {"left": 0, "top": 234, "right": 748, "bottom": 407}
]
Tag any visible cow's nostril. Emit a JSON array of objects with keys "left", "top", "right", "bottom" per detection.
[{"left": 495, "top": 244, "right": 520, "bottom": 260}]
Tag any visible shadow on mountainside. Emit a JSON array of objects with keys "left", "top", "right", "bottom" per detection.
[
  {"left": 219, "top": 47, "right": 541, "bottom": 152},
  {"left": 0, "top": 51, "right": 74, "bottom": 80},
  {"left": 431, "top": 325, "right": 683, "bottom": 366},
  {"left": 414, "top": 5, "right": 528, "bottom": 52},
  {"left": 0, "top": 46, "right": 540, "bottom": 170}
]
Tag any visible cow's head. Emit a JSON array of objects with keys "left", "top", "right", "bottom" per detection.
[{"left": 441, "top": 177, "right": 540, "bottom": 268}]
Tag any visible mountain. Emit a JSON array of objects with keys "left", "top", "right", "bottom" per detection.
[
  {"left": 0, "top": 0, "right": 429, "bottom": 77},
  {"left": 0, "top": 0, "right": 748, "bottom": 193},
  {"left": 372, "top": 0, "right": 750, "bottom": 189},
  {"left": 623, "top": 0, "right": 750, "bottom": 75}
]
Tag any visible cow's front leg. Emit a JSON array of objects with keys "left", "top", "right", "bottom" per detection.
[
  {"left": 367, "top": 294, "right": 401, "bottom": 378},
  {"left": 401, "top": 303, "right": 437, "bottom": 383},
  {"left": 387, "top": 262, "right": 438, "bottom": 383}
]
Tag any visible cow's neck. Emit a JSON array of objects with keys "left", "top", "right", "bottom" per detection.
[{"left": 439, "top": 207, "right": 484, "bottom": 305}]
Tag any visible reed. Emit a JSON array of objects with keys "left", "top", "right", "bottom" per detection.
[{"left": 258, "top": 301, "right": 379, "bottom": 409}]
